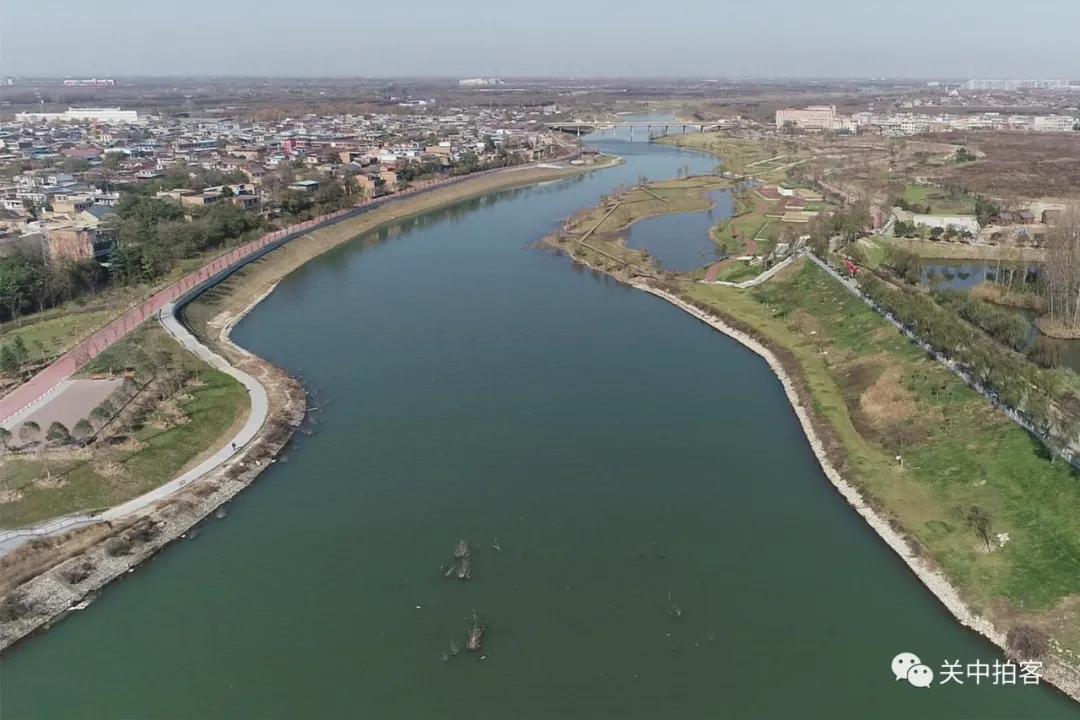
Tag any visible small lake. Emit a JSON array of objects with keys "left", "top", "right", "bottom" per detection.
[
  {"left": 625, "top": 189, "right": 732, "bottom": 271},
  {"left": 922, "top": 260, "right": 1039, "bottom": 292},
  {"left": 920, "top": 259, "right": 1080, "bottom": 373}
]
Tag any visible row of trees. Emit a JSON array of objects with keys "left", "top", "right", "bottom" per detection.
[
  {"left": 0, "top": 251, "right": 109, "bottom": 324},
  {"left": 1042, "top": 207, "right": 1080, "bottom": 332},
  {"left": 0, "top": 378, "right": 137, "bottom": 454},
  {"left": 856, "top": 271, "right": 1065, "bottom": 437},
  {"left": 450, "top": 149, "right": 526, "bottom": 177},
  {"left": 932, "top": 289, "right": 1031, "bottom": 353}
]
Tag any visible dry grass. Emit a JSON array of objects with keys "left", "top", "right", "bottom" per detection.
[
  {"left": 929, "top": 132, "right": 1080, "bottom": 200},
  {"left": 0, "top": 523, "right": 113, "bottom": 594}
]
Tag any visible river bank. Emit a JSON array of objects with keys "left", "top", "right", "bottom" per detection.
[
  {"left": 0, "top": 153, "right": 622, "bottom": 653},
  {"left": 651, "top": 277, "right": 1080, "bottom": 703},
  {"left": 184, "top": 154, "right": 621, "bottom": 349},
  {"left": 552, "top": 237, "right": 1080, "bottom": 701},
  {"left": 541, "top": 183, "right": 1080, "bottom": 702},
  {"left": 5, "top": 123, "right": 1077, "bottom": 718},
  {"left": 0, "top": 324, "right": 305, "bottom": 651}
]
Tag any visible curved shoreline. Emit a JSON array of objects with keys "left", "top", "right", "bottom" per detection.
[
  {"left": 4, "top": 146, "right": 1075, "bottom": 703},
  {"left": 0, "top": 154, "right": 622, "bottom": 653},
  {"left": 630, "top": 279, "right": 1080, "bottom": 703}
]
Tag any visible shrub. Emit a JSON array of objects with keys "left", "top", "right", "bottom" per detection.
[
  {"left": 1006, "top": 625, "right": 1049, "bottom": 660},
  {"left": 0, "top": 592, "right": 33, "bottom": 622},
  {"left": 105, "top": 537, "right": 133, "bottom": 557},
  {"left": 933, "top": 290, "right": 1031, "bottom": 352},
  {"left": 72, "top": 419, "right": 95, "bottom": 444},
  {"left": 60, "top": 561, "right": 95, "bottom": 585}
]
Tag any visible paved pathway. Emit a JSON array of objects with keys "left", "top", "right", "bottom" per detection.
[
  {"left": 702, "top": 255, "right": 787, "bottom": 287},
  {"left": 1, "top": 378, "right": 121, "bottom": 433},
  {"left": 0, "top": 151, "right": 586, "bottom": 554},
  {"left": 0, "top": 302, "right": 270, "bottom": 556},
  {"left": 0, "top": 155, "right": 580, "bottom": 427}
]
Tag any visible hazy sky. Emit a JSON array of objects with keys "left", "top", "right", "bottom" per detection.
[{"left": 3, "top": 0, "right": 1079, "bottom": 78}]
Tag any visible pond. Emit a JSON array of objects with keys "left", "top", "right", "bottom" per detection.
[{"left": 624, "top": 189, "right": 732, "bottom": 271}]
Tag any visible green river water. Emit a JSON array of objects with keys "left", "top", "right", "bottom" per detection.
[{"left": 2, "top": 124, "right": 1077, "bottom": 719}]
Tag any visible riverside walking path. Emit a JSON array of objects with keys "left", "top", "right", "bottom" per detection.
[
  {"left": 0, "top": 300, "right": 269, "bottom": 555},
  {"left": 0, "top": 156, "right": 578, "bottom": 427}
]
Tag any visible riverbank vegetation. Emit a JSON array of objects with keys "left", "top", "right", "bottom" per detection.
[
  {"left": 679, "top": 260, "right": 1080, "bottom": 663},
  {"left": 0, "top": 324, "right": 248, "bottom": 528},
  {"left": 931, "top": 289, "right": 1031, "bottom": 353},
  {"left": 1040, "top": 208, "right": 1080, "bottom": 339},
  {"left": 656, "top": 133, "right": 811, "bottom": 182},
  {"left": 547, "top": 168, "right": 1080, "bottom": 685},
  {"left": 711, "top": 190, "right": 780, "bottom": 255},
  {"left": 543, "top": 175, "right": 732, "bottom": 278}
]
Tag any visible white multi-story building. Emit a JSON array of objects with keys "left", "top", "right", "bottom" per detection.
[
  {"left": 14, "top": 108, "right": 140, "bottom": 124},
  {"left": 458, "top": 78, "right": 502, "bottom": 87},
  {"left": 1033, "top": 115, "right": 1077, "bottom": 133}
]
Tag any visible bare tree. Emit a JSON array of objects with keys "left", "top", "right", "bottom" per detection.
[
  {"left": 1043, "top": 205, "right": 1080, "bottom": 331},
  {"left": 966, "top": 505, "right": 994, "bottom": 551}
]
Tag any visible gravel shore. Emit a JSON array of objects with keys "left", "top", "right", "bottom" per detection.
[{"left": 634, "top": 280, "right": 1080, "bottom": 704}]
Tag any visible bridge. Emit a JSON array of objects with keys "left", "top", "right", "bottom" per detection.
[{"left": 546, "top": 121, "right": 722, "bottom": 138}]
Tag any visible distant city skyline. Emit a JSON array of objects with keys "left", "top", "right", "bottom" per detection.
[{"left": 3, "top": 0, "right": 1080, "bottom": 79}]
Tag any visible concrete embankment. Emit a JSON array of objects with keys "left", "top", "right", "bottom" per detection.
[
  {"left": 629, "top": 279, "right": 1079, "bottom": 703},
  {"left": 0, "top": 153, "right": 622, "bottom": 653},
  {"left": 544, "top": 208, "right": 1079, "bottom": 703}
]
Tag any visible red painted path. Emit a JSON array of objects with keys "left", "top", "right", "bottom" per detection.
[{"left": 0, "top": 174, "right": 480, "bottom": 425}]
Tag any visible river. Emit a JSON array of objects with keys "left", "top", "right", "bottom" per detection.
[{"left": 2, "top": 118, "right": 1077, "bottom": 719}]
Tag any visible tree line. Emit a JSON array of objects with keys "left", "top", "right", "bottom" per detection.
[
  {"left": 1042, "top": 207, "right": 1080, "bottom": 333},
  {"left": 855, "top": 271, "right": 1069, "bottom": 439},
  {"left": 107, "top": 196, "right": 265, "bottom": 285}
]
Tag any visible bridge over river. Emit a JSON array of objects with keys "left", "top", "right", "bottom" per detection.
[{"left": 547, "top": 120, "right": 723, "bottom": 138}]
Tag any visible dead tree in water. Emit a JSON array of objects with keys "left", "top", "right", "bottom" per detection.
[
  {"left": 444, "top": 539, "right": 473, "bottom": 580},
  {"left": 453, "top": 540, "right": 469, "bottom": 559},
  {"left": 466, "top": 611, "right": 488, "bottom": 652}
]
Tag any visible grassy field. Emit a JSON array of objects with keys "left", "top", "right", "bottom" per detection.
[
  {"left": 855, "top": 237, "right": 889, "bottom": 268},
  {"left": 1, "top": 324, "right": 249, "bottom": 528},
  {"left": 657, "top": 132, "right": 812, "bottom": 182},
  {"left": 0, "top": 309, "right": 114, "bottom": 363},
  {"left": 682, "top": 260, "right": 1080, "bottom": 655},
  {"left": 565, "top": 176, "right": 730, "bottom": 237},
  {"left": 902, "top": 183, "right": 976, "bottom": 215},
  {"left": 711, "top": 191, "right": 782, "bottom": 255},
  {"left": 707, "top": 259, "right": 761, "bottom": 283}
]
